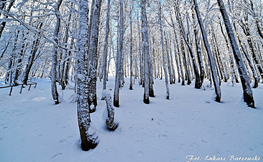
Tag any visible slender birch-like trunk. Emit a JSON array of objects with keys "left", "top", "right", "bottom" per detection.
[
  {"left": 114, "top": 0, "right": 124, "bottom": 107},
  {"left": 102, "top": 0, "right": 111, "bottom": 90},
  {"left": 158, "top": 3, "right": 169, "bottom": 99},
  {"left": 193, "top": 0, "right": 221, "bottom": 102},
  {"left": 129, "top": 2, "right": 133, "bottom": 90},
  {"left": 51, "top": 0, "right": 63, "bottom": 104}
]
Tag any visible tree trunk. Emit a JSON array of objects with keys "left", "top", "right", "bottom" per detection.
[
  {"left": 77, "top": 0, "right": 99, "bottom": 151},
  {"left": 191, "top": 7, "right": 205, "bottom": 85},
  {"left": 158, "top": 3, "right": 169, "bottom": 99},
  {"left": 102, "top": 0, "right": 111, "bottom": 91},
  {"left": 141, "top": 0, "right": 150, "bottom": 103},
  {"left": 164, "top": 33, "right": 173, "bottom": 85},
  {"left": 114, "top": 0, "right": 124, "bottom": 107},
  {"left": 102, "top": 90, "right": 118, "bottom": 131},
  {"left": 217, "top": 0, "right": 255, "bottom": 108},
  {"left": 87, "top": 0, "right": 103, "bottom": 112},
  {"left": 129, "top": 3, "right": 133, "bottom": 90},
  {"left": 0, "top": 0, "right": 14, "bottom": 38},
  {"left": 193, "top": 0, "right": 221, "bottom": 102},
  {"left": 51, "top": 0, "right": 63, "bottom": 104}
]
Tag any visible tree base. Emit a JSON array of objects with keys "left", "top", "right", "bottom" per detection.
[
  {"left": 55, "top": 100, "right": 59, "bottom": 105},
  {"left": 143, "top": 94, "right": 150, "bottom": 104},
  {"left": 81, "top": 137, "right": 99, "bottom": 151},
  {"left": 215, "top": 95, "right": 221, "bottom": 103},
  {"left": 114, "top": 100, "right": 119, "bottom": 107},
  {"left": 106, "top": 120, "right": 119, "bottom": 131},
  {"left": 252, "top": 78, "right": 259, "bottom": 88},
  {"left": 79, "top": 126, "right": 99, "bottom": 151},
  {"left": 244, "top": 93, "right": 255, "bottom": 108},
  {"left": 149, "top": 90, "right": 155, "bottom": 97}
]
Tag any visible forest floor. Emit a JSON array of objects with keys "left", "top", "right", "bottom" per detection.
[{"left": 0, "top": 77, "right": 263, "bottom": 162}]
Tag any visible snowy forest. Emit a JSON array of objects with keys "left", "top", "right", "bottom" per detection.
[{"left": 1, "top": 0, "right": 263, "bottom": 161}]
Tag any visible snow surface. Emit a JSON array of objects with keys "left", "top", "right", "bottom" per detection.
[{"left": 0, "top": 77, "right": 263, "bottom": 162}]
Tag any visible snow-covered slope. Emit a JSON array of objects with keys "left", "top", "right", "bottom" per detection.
[{"left": 1, "top": 77, "right": 262, "bottom": 162}]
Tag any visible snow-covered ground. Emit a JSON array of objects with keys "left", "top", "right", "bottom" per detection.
[{"left": 0, "top": 77, "right": 263, "bottom": 162}]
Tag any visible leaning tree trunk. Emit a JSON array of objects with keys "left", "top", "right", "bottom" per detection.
[
  {"left": 175, "top": 4, "right": 201, "bottom": 88},
  {"left": 77, "top": 0, "right": 99, "bottom": 151},
  {"left": 141, "top": 0, "right": 150, "bottom": 104},
  {"left": 219, "top": 20, "right": 239, "bottom": 85},
  {"left": 217, "top": 0, "right": 255, "bottom": 108},
  {"left": 0, "top": 0, "right": 14, "bottom": 38},
  {"left": 233, "top": 23, "right": 259, "bottom": 88},
  {"left": 193, "top": 0, "right": 221, "bottom": 102}
]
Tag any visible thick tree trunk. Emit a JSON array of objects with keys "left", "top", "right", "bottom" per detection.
[
  {"left": 217, "top": 0, "right": 255, "bottom": 108},
  {"left": 77, "top": 0, "right": 99, "bottom": 151},
  {"left": 141, "top": 0, "right": 150, "bottom": 103}
]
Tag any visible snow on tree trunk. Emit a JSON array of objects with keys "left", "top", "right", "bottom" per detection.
[
  {"left": 129, "top": 3, "right": 133, "bottom": 90},
  {"left": 102, "top": 0, "right": 111, "bottom": 91},
  {"left": 191, "top": 7, "right": 204, "bottom": 85},
  {"left": 170, "top": 15, "right": 182, "bottom": 84},
  {"left": 102, "top": 90, "right": 118, "bottom": 131},
  {"left": 114, "top": 0, "right": 124, "bottom": 107},
  {"left": 233, "top": 23, "right": 259, "bottom": 88},
  {"left": 175, "top": 4, "right": 201, "bottom": 89},
  {"left": 51, "top": 0, "right": 63, "bottom": 104},
  {"left": 87, "top": 0, "right": 102, "bottom": 112},
  {"left": 141, "top": 0, "right": 150, "bottom": 104},
  {"left": 0, "top": 0, "right": 14, "bottom": 38},
  {"left": 164, "top": 33, "right": 173, "bottom": 85},
  {"left": 158, "top": 3, "right": 169, "bottom": 100},
  {"left": 217, "top": 0, "right": 255, "bottom": 108},
  {"left": 60, "top": 10, "right": 72, "bottom": 90},
  {"left": 193, "top": 0, "right": 221, "bottom": 102},
  {"left": 219, "top": 20, "right": 238, "bottom": 86},
  {"left": 77, "top": 0, "right": 99, "bottom": 151},
  {"left": 256, "top": 21, "right": 263, "bottom": 39}
]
